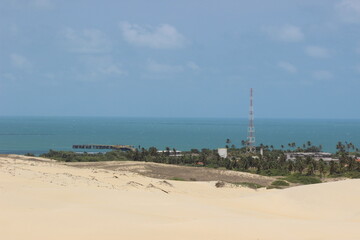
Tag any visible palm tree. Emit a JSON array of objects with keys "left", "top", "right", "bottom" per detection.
[
  {"left": 294, "top": 157, "right": 305, "bottom": 174},
  {"left": 287, "top": 160, "right": 295, "bottom": 172},
  {"left": 149, "top": 147, "right": 158, "bottom": 156},
  {"left": 307, "top": 163, "right": 315, "bottom": 176},
  {"left": 165, "top": 147, "right": 170, "bottom": 156},
  {"left": 329, "top": 161, "right": 337, "bottom": 175},
  {"left": 336, "top": 142, "right": 345, "bottom": 152},
  {"left": 318, "top": 159, "right": 326, "bottom": 178}
]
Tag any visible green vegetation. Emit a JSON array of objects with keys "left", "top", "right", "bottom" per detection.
[
  {"left": 266, "top": 185, "right": 282, "bottom": 189},
  {"left": 233, "top": 182, "right": 264, "bottom": 189},
  {"left": 343, "top": 171, "right": 360, "bottom": 179},
  {"left": 271, "top": 180, "right": 290, "bottom": 187},
  {"left": 259, "top": 168, "right": 289, "bottom": 176},
  {"left": 41, "top": 150, "right": 128, "bottom": 162},
  {"left": 170, "top": 177, "right": 186, "bottom": 181},
  {"left": 40, "top": 140, "right": 360, "bottom": 186},
  {"left": 283, "top": 174, "right": 321, "bottom": 185}
]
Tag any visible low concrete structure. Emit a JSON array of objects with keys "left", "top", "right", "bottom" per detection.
[
  {"left": 286, "top": 152, "right": 338, "bottom": 162},
  {"left": 157, "top": 150, "right": 183, "bottom": 157}
]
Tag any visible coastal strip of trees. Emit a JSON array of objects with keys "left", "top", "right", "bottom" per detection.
[{"left": 40, "top": 141, "right": 360, "bottom": 183}]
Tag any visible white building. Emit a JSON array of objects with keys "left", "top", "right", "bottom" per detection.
[
  {"left": 285, "top": 152, "right": 338, "bottom": 162},
  {"left": 218, "top": 148, "right": 228, "bottom": 158},
  {"left": 157, "top": 150, "right": 182, "bottom": 157}
]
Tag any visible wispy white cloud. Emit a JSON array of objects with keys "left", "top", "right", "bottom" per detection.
[
  {"left": 277, "top": 61, "right": 297, "bottom": 73},
  {"left": 264, "top": 24, "right": 304, "bottom": 42},
  {"left": 119, "top": 22, "right": 186, "bottom": 49},
  {"left": 305, "top": 46, "right": 330, "bottom": 58},
  {"left": 312, "top": 70, "right": 333, "bottom": 80},
  {"left": 62, "top": 28, "right": 111, "bottom": 53},
  {"left": 187, "top": 61, "right": 200, "bottom": 70},
  {"left": 147, "top": 60, "right": 183, "bottom": 73},
  {"left": 75, "top": 56, "right": 125, "bottom": 82},
  {"left": 335, "top": 0, "right": 360, "bottom": 23},
  {"left": 98, "top": 64, "right": 124, "bottom": 75},
  {"left": 10, "top": 53, "right": 31, "bottom": 70}
]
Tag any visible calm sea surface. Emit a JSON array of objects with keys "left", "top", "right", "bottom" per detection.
[{"left": 0, "top": 117, "right": 359, "bottom": 154}]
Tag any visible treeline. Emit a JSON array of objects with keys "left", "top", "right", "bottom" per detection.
[
  {"left": 40, "top": 143, "right": 360, "bottom": 179},
  {"left": 41, "top": 149, "right": 129, "bottom": 162}
]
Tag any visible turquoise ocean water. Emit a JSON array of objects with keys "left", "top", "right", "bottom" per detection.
[{"left": 0, "top": 117, "right": 359, "bottom": 154}]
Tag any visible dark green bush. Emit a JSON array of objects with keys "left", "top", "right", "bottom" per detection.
[
  {"left": 343, "top": 171, "right": 360, "bottom": 179},
  {"left": 260, "top": 168, "right": 289, "bottom": 176},
  {"left": 283, "top": 174, "right": 321, "bottom": 185},
  {"left": 271, "top": 180, "right": 290, "bottom": 186}
]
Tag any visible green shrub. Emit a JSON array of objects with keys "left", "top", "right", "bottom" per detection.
[
  {"left": 215, "top": 181, "right": 225, "bottom": 188},
  {"left": 170, "top": 177, "right": 185, "bottom": 181},
  {"left": 266, "top": 185, "right": 282, "bottom": 189},
  {"left": 271, "top": 180, "right": 290, "bottom": 186},
  {"left": 343, "top": 171, "right": 360, "bottom": 179},
  {"left": 283, "top": 174, "right": 321, "bottom": 185},
  {"left": 40, "top": 150, "right": 129, "bottom": 162},
  {"left": 260, "top": 168, "right": 289, "bottom": 176}
]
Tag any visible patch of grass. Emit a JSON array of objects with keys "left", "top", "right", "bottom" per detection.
[
  {"left": 233, "top": 182, "right": 264, "bottom": 189},
  {"left": 343, "top": 171, "right": 360, "bottom": 179},
  {"left": 170, "top": 177, "right": 186, "bottom": 181},
  {"left": 271, "top": 180, "right": 290, "bottom": 187},
  {"left": 266, "top": 185, "right": 283, "bottom": 189},
  {"left": 283, "top": 174, "right": 321, "bottom": 185}
]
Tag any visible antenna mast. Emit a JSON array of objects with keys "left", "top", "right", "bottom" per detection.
[{"left": 246, "top": 88, "right": 256, "bottom": 153}]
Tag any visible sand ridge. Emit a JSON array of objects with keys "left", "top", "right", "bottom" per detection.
[{"left": 0, "top": 155, "right": 359, "bottom": 240}]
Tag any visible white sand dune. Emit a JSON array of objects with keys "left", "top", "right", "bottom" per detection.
[{"left": 0, "top": 155, "right": 359, "bottom": 240}]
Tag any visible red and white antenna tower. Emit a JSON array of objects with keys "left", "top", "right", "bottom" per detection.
[{"left": 246, "top": 88, "right": 256, "bottom": 153}]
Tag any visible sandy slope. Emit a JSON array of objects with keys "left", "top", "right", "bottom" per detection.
[{"left": 0, "top": 155, "right": 359, "bottom": 240}]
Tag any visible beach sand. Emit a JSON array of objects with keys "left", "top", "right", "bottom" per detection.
[{"left": 0, "top": 155, "right": 359, "bottom": 240}]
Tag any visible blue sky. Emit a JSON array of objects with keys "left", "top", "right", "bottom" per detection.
[{"left": 0, "top": 0, "right": 359, "bottom": 118}]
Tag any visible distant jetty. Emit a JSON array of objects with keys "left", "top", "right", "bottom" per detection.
[{"left": 72, "top": 144, "right": 135, "bottom": 151}]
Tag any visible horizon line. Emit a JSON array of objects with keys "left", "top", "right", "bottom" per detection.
[{"left": 0, "top": 115, "right": 359, "bottom": 120}]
